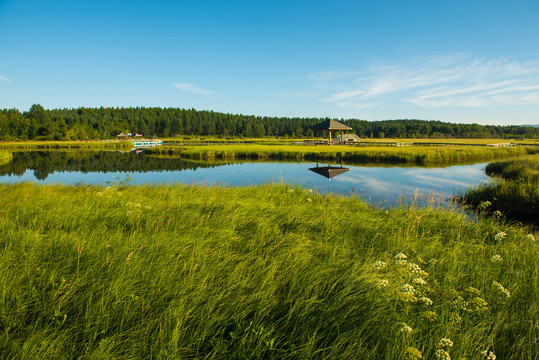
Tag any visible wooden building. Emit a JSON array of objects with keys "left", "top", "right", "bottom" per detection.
[{"left": 312, "top": 119, "right": 352, "bottom": 144}]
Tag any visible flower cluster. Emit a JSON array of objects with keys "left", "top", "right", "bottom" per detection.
[
  {"left": 490, "top": 255, "right": 503, "bottom": 263},
  {"left": 373, "top": 260, "right": 387, "bottom": 270},
  {"left": 480, "top": 350, "right": 496, "bottom": 360},
  {"left": 493, "top": 281, "right": 510, "bottom": 298},
  {"left": 395, "top": 252, "right": 408, "bottom": 260},
  {"left": 418, "top": 296, "right": 433, "bottom": 306},
  {"left": 438, "top": 338, "right": 453, "bottom": 347},
  {"left": 375, "top": 279, "right": 389, "bottom": 287},
  {"left": 526, "top": 234, "right": 536, "bottom": 242},
  {"left": 435, "top": 349, "right": 451, "bottom": 360},
  {"left": 399, "top": 324, "right": 413, "bottom": 333},
  {"left": 494, "top": 231, "right": 506, "bottom": 241}
]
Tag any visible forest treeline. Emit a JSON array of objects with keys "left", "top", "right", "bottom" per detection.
[{"left": 1, "top": 104, "right": 538, "bottom": 140}]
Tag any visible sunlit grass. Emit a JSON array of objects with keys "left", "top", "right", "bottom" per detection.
[{"left": 0, "top": 182, "right": 537, "bottom": 359}]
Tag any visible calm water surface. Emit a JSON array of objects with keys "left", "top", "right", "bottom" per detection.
[{"left": 0, "top": 151, "right": 491, "bottom": 207}]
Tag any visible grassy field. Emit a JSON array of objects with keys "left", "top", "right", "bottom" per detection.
[
  {"left": 1, "top": 182, "right": 538, "bottom": 359},
  {"left": 161, "top": 136, "right": 539, "bottom": 145},
  {"left": 0, "top": 140, "right": 133, "bottom": 151},
  {"left": 147, "top": 143, "right": 536, "bottom": 165},
  {"left": 463, "top": 156, "right": 539, "bottom": 224}
]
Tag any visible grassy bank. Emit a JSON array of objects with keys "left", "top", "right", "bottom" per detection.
[
  {"left": 1, "top": 183, "right": 538, "bottom": 359},
  {"left": 147, "top": 143, "right": 534, "bottom": 165},
  {"left": 463, "top": 156, "right": 539, "bottom": 224},
  {"left": 0, "top": 140, "right": 133, "bottom": 151}
]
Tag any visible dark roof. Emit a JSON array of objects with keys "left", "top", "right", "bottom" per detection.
[
  {"left": 309, "top": 165, "right": 350, "bottom": 179},
  {"left": 312, "top": 119, "right": 352, "bottom": 130}
]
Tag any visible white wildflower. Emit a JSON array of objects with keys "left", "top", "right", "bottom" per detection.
[
  {"left": 373, "top": 261, "right": 386, "bottom": 270},
  {"left": 375, "top": 279, "right": 389, "bottom": 287},
  {"left": 144, "top": 205, "right": 152, "bottom": 210},
  {"left": 412, "top": 277, "right": 426, "bottom": 285},
  {"left": 395, "top": 259, "right": 408, "bottom": 266},
  {"left": 493, "top": 210, "right": 502, "bottom": 218},
  {"left": 395, "top": 253, "right": 408, "bottom": 260},
  {"left": 135, "top": 203, "right": 141, "bottom": 208},
  {"left": 480, "top": 350, "right": 496, "bottom": 360},
  {"left": 399, "top": 324, "right": 413, "bottom": 333},
  {"left": 494, "top": 231, "right": 506, "bottom": 241},
  {"left": 490, "top": 255, "right": 503, "bottom": 263},
  {"left": 493, "top": 281, "right": 510, "bottom": 298},
  {"left": 419, "top": 297, "right": 433, "bottom": 305},
  {"left": 125, "top": 201, "right": 132, "bottom": 206},
  {"left": 306, "top": 198, "right": 312, "bottom": 202},
  {"left": 126, "top": 210, "right": 134, "bottom": 217},
  {"left": 407, "top": 262, "right": 422, "bottom": 274},
  {"left": 429, "top": 258, "right": 438, "bottom": 266},
  {"left": 435, "top": 349, "right": 451, "bottom": 360},
  {"left": 526, "top": 234, "right": 536, "bottom": 242},
  {"left": 400, "top": 284, "right": 415, "bottom": 294},
  {"left": 438, "top": 338, "right": 453, "bottom": 347}
]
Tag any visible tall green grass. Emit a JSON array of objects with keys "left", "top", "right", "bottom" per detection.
[
  {"left": 147, "top": 144, "right": 533, "bottom": 165},
  {"left": 1, "top": 183, "right": 537, "bottom": 359},
  {"left": 463, "top": 156, "right": 539, "bottom": 224}
]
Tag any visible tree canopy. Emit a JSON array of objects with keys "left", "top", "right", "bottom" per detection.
[{"left": 1, "top": 105, "right": 537, "bottom": 140}]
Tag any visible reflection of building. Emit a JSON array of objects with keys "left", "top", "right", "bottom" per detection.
[{"left": 309, "top": 163, "right": 350, "bottom": 179}]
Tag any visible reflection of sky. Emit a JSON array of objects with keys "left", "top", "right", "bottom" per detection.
[{"left": 0, "top": 162, "right": 491, "bottom": 207}]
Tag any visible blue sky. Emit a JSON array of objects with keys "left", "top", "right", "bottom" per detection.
[{"left": 1, "top": 0, "right": 538, "bottom": 125}]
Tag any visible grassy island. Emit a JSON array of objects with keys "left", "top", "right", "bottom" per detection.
[
  {"left": 463, "top": 156, "right": 539, "bottom": 224},
  {"left": 0, "top": 183, "right": 537, "bottom": 359},
  {"left": 147, "top": 143, "right": 536, "bottom": 165}
]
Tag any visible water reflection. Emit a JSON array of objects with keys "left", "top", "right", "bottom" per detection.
[
  {"left": 308, "top": 163, "right": 350, "bottom": 179},
  {"left": 0, "top": 151, "right": 220, "bottom": 180},
  {"left": 0, "top": 151, "right": 491, "bottom": 207}
]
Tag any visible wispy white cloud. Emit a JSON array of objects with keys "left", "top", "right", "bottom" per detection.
[
  {"left": 0, "top": 75, "right": 12, "bottom": 83},
  {"left": 306, "top": 55, "right": 539, "bottom": 109},
  {"left": 172, "top": 82, "right": 213, "bottom": 96}
]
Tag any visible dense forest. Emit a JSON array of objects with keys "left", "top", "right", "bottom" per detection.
[{"left": 1, "top": 104, "right": 538, "bottom": 140}]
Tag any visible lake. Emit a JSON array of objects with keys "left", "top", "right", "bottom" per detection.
[{"left": 0, "top": 150, "right": 491, "bottom": 207}]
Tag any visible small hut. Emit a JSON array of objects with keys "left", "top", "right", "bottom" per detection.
[
  {"left": 312, "top": 119, "right": 352, "bottom": 145},
  {"left": 116, "top": 132, "right": 129, "bottom": 138}
]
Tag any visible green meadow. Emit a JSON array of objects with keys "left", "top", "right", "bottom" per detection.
[{"left": 1, "top": 182, "right": 538, "bottom": 359}]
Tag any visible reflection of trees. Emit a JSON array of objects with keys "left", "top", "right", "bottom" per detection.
[{"left": 0, "top": 151, "right": 224, "bottom": 180}]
